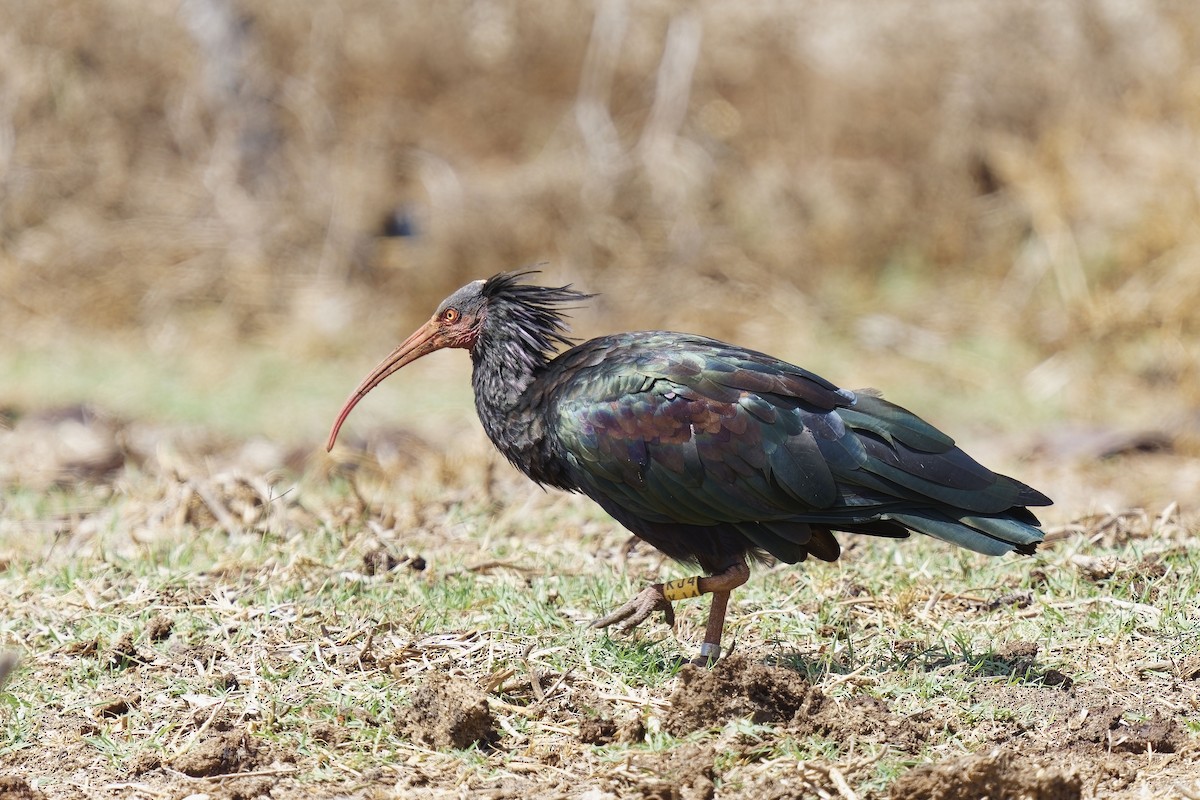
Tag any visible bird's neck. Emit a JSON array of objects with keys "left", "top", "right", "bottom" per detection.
[
  {"left": 470, "top": 335, "right": 544, "bottom": 421},
  {"left": 469, "top": 313, "right": 567, "bottom": 488}
]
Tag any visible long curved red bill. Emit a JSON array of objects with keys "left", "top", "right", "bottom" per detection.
[{"left": 327, "top": 319, "right": 443, "bottom": 451}]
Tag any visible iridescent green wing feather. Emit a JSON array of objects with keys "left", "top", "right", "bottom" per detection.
[{"left": 547, "top": 332, "right": 1048, "bottom": 563}]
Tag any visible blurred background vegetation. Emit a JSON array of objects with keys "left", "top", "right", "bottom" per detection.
[{"left": 1, "top": 0, "right": 1197, "bottom": 476}]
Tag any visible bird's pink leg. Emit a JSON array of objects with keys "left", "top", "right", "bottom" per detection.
[
  {"left": 696, "top": 560, "right": 750, "bottom": 664},
  {"left": 592, "top": 558, "right": 750, "bottom": 664}
]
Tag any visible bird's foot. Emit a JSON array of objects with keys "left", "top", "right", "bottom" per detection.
[{"left": 591, "top": 584, "right": 675, "bottom": 631}]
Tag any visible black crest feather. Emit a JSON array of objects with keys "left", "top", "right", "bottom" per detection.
[{"left": 481, "top": 271, "right": 594, "bottom": 364}]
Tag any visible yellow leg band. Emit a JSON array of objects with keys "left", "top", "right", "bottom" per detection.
[{"left": 662, "top": 576, "right": 702, "bottom": 602}]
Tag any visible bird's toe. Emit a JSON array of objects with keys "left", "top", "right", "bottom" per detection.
[{"left": 592, "top": 584, "right": 675, "bottom": 631}]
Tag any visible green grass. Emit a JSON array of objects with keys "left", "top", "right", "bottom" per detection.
[{"left": 0, "top": 330, "right": 476, "bottom": 445}]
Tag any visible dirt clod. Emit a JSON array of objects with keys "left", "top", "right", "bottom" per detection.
[
  {"left": 987, "top": 589, "right": 1034, "bottom": 609},
  {"left": 0, "top": 776, "right": 42, "bottom": 800},
  {"left": 1072, "top": 555, "right": 1121, "bottom": 581},
  {"left": 994, "top": 640, "right": 1040, "bottom": 677},
  {"left": 997, "top": 640, "right": 1039, "bottom": 661},
  {"left": 1040, "top": 669, "right": 1074, "bottom": 689},
  {"left": 363, "top": 548, "right": 426, "bottom": 575},
  {"left": 311, "top": 722, "right": 346, "bottom": 745},
  {"left": 664, "top": 656, "right": 930, "bottom": 751},
  {"left": 1108, "top": 713, "right": 1182, "bottom": 754},
  {"left": 579, "top": 716, "right": 618, "bottom": 745},
  {"left": 145, "top": 614, "right": 173, "bottom": 642},
  {"left": 619, "top": 717, "right": 647, "bottom": 744},
  {"left": 96, "top": 694, "right": 139, "bottom": 718},
  {"left": 363, "top": 548, "right": 400, "bottom": 575},
  {"left": 128, "top": 751, "right": 162, "bottom": 775},
  {"left": 62, "top": 638, "right": 98, "bottom": 657},
  {"left": 810, "top": 695, "right": 932, "bottom": 753},
  {"left": 1052, "top": 703, "right": 1186, "bottom": 752},
  {"left": 108, "top": 632, "right": 144, "bottom": 669},
  {"left": 664, "top": 655, "right": 823, "bottom": 735},
  {"left": 988, "top": 641, "right": 1074, "bottom": 689},
  {"left": 172, "top": 731, "right": 260, "bottom": 777},
  {"left": 1179, "top": 654, "right": 1200, "bottom": 680},
  {"left": 889, "top": 748, "right": 1081, "bottom": 800},
  {"left": 401, "top": 672, "right": 497, "bottom": 750}
]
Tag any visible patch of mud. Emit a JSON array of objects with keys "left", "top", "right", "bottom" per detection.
[
  {"left": 888, "top": 748, "right": 1080, "bottom": 800},
  {"left": 400, "top": 672, "right": 497, "bottom": 750},
  {"left": 0, "top": 776, "right": 43, "bottom": 800},
  {"left": 172, "top": 731, "right": 262, "bottom": 777},
  {"left": 664, "top": 655, "right": 930, "bottom": 751}
]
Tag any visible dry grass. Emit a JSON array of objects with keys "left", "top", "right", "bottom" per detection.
[{"left": 2, "top": 1, "right": 1200, "bottom": 355}]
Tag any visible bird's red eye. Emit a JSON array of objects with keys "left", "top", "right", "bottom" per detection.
[{"left": 443, "top": 308, "right": 459, "bottom": 323}]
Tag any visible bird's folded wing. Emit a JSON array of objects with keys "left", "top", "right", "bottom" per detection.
[{"left": 549, "top": 336, "right": 1048, "bottom": 532}]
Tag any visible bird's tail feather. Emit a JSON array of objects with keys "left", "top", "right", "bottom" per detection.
[{"left": 886, "top": 510, "right": 1044, "bottom": 557}]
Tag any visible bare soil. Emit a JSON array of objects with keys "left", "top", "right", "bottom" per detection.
[
  {"left": 662, "top": 655, "right": 1198, "bottom": 800},
  {"left": 888, "top": 749, "right": 1081, "bottom": 800}
]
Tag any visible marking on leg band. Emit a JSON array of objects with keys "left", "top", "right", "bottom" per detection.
[{"left": 662, "top": 576, "right": 701, "bottom": 602}]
